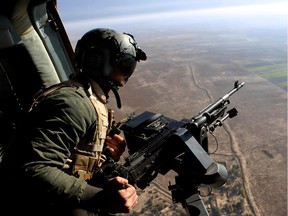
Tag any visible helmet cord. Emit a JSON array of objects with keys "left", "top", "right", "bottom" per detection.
[{"left": 110, "top": 84, "right": 122, "bottom": 109}]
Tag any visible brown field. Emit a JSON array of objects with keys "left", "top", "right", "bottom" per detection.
[{"left": 108, "top": 28, "right": 287, "bottom": 216}]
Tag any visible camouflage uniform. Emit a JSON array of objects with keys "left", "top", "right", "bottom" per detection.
[{"left": 1, "top": 75, "right": 112, "bottom": 216}]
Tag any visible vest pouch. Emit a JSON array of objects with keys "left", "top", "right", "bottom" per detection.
[{"left": 72, "top": 149, "right": 98, "bottom": 181}]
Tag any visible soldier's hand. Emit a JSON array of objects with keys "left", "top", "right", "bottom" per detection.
[
  {"left": 105, "top": 134, "right": 126, "bottom": 160},
  {"left": 106, "top": 176, "right": 138, "bottom": 213}
]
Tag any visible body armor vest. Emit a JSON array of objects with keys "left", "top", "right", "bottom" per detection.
[{"left": 30, "top": 79, "right": 113, "bottom": 181}]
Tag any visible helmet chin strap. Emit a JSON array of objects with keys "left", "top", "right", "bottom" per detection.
[{"left": 108, "top": 81, "right": 122, "bottom": 109}]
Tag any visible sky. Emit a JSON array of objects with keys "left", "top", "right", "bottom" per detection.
[
  {"left": 57, "top": 0, "right": 287, "bottom": 21},
  {"left": 57, "top": 0, "right": 287, "bottom": 46}
]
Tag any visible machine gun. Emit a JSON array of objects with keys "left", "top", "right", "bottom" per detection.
[{"left": 93, "top": 81, "right": 245, "bottom": 215}]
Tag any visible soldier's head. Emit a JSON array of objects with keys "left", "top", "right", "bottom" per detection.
[{"left": 75, "top": 28, "right": 147, "bottom": 90}]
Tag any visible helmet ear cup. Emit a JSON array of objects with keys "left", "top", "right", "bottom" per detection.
[
  {"left": 82, "top": 48, "right": 115, "bottom": 79},
  {"left": 83, "top": 47, "right": 104, "bottom": 69},
  {"left": 111, "top": 53, "right": 120, "bottom": 67}
]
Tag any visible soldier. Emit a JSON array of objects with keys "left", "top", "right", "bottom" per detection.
[{"left": 1, "top": 28, "right": 147, "bottom": 216}]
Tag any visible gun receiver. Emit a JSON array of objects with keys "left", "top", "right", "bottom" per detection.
[{"left": 94, "top": 81, "right": 245, "bottom": 215}]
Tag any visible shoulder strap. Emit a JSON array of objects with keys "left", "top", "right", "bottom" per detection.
[{"left": 29, "top": 81, "right": 77, "bottom": 112}]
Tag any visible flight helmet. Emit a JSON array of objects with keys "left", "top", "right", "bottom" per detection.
[{"left": 75, "top": 28, "right": 146, "bottom": 89}]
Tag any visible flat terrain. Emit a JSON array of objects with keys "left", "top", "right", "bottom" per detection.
[{"left": 109, "top": 27, "right": 287, "bottom": 215}]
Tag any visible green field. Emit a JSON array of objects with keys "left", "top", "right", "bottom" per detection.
[{"left": 241, "top": 61, "right": 287, "bottom": 91}]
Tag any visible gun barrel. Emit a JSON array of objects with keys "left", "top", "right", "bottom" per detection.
[
  {"left": 224, "top": 81, "right": 245, "bottom": 99},
  {"left": 195, "top": 81, "right": 245, "bottom": 118}
]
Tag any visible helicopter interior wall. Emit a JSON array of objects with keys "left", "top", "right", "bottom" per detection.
[
  {"left": 10, "top": 0, "right": 61, "bottom": 87},
  {"left": 0, "top": 15, "right": 42, "bottom": 155},
  {"left": 29, "top": 1, "right": 74, "bottom": 83},
  {"left": 0, "top": 0, "right": 74, "bottom": 159}
]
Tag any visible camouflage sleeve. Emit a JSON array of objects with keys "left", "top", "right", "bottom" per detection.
[{"left": 15, "top": 86, "right": 98, "bottom": 205}]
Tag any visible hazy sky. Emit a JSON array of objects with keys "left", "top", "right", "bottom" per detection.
[
  {"left": 57, "top": 0, "right": 287, "bottom": 21},
  {"left": 57, "top": 0, "right": 287, "bottom": 45}
]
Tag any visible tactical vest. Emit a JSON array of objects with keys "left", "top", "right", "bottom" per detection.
[{"left": 29, "top": 79, "right": 113, "bottom": 181}]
